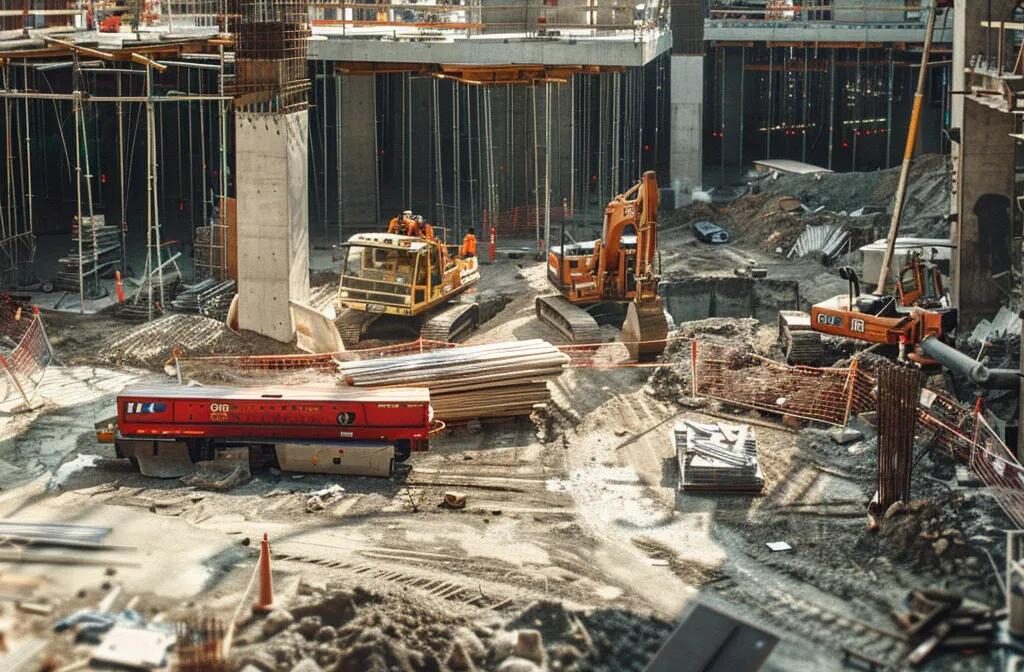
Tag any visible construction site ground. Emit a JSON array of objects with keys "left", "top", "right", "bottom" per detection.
[{"left": 1, "top": 199, "right": 1005, "bottom": 671}]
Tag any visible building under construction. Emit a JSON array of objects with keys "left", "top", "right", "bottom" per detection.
[{"left": 2, "top": 2, "right": 1024, "bottom": 671}]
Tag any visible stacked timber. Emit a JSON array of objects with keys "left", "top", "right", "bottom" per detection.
[
  {"left": 336, "top": 339, "right": 569, "bottom": 422},
  {"left": 675, "top": 420, "right": 764, "bottom": 494},
  {"left": 54, "top": 215, "right": 122, "bottom": 292}
]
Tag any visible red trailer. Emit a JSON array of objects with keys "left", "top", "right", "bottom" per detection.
[{"left": 112, "top": 385, "right": 431, "bottom": 478}]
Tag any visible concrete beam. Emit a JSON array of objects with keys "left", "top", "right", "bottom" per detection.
[
  {"left": 704, "top": 20, "right": 953, "bottom": 45},
  {"left": 307, "top": 29, "right": 672, "bottom": 67}
]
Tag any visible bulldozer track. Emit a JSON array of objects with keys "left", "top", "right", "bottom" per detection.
[
  {"left": 274, "top": 548, "right": 519, "bottom": 611},
  {"left": 535, "top": 295, "right": 601, "bottom": 345},
  {"left": 420, "top": 302, "right": 480, "bottom": 343}
]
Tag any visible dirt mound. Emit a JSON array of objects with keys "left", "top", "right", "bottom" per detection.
[
  {"left": 755, "top": 154, "right": 951, "bottom": 238},
  {"left": 234, "top": 588, "right": 673, "bottom": 672},
  {"left": 94, "top": 313, "right": 297, "bottom": 370}
]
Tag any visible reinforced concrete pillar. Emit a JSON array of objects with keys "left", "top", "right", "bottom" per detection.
[
  {"left": 669, "top": 54, "right": 704, "bottom": 205},
  {"left": 235, "top": 110, "right": 311, "bottom": 342},
  {"left": 338, "top": 75, "right": 380, "bottom": 232},
  {"left": 951, "top": 0, "right": 1017, "bottom": 327}
]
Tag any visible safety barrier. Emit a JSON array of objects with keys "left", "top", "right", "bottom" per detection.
[
  {"left": 0, "top": 296, "right": 54, "bottom": 407},
  {"left": 971, "top": 414, "right": 1024, "bottom": 529},
  {"left": 483, "top": 206, "right": 566, "bottom": 240}
]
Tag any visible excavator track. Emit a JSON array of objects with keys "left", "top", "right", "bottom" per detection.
[
  {"left": 535, "top": 295, "right": 602, "bottom": 345},
  {"left": 336, "top": 309, "right": 381, "bottom": 347},
  {"left": 420, "top": 302, "right": 480, "bottom": 343},
  {"left": 622, "top": 299, "right": 669, "bottom": 362}
]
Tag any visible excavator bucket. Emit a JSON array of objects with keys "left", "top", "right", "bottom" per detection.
[{"left": 622, "top": 299, "right": 669, "bottom": 362}]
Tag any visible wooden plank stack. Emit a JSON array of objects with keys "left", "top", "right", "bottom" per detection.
[
  {"left": 676, "top": 420, "right": 764, "bottom": 493},
  {"left": 335, "top": 339, "right": 569, "bottom": 422}
]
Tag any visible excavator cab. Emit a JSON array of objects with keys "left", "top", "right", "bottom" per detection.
[{"left": 896, "top": 250, "right": 946, "bottom": 309}]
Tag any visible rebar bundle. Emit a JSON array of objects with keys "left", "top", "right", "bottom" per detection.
[
  {"left": 175, "top": 615, "right": 227, "bottom": 672},
  {"left": 876, "top": 363, "right": 923, "bottom": 510}
]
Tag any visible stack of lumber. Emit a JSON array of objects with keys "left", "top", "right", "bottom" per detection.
[
  {"left": 54, "top": 215, "right": 122, "bottom": 293},
  {"left": 336, "top": 339, "right": 569, "bottom": 422},
  {"left": 675, "top": 420, "right": 764, "bottom": 493}
]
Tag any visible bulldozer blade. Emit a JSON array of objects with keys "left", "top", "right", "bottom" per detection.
[{"left": 623, "top": 300, "right": 669, "bottom": 362}]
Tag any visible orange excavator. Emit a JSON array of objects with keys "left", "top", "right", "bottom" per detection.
[{"left": 536, "top": 170, "right": 669, "bottom": 361}]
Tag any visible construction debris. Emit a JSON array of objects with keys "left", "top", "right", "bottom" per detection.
[
  {"left": 336, "top": 339, "right": 568, "bottom": 422},
  {"left": 171, "top": 279, "right": 237, "bottom": 321},
  {"left": 787, "top": 223, "right": 848, "bottom": 264},
  {"left": 893, "top": 589, "right": 999, "bottom": 666},
  {"left": 675, "top": 421, "right": 765, "bottom": 493}
]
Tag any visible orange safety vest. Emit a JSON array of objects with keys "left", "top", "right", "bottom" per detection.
[
  {"left": 387, "top": 217, "right": 401, "bottom": 234},
  {"left": 404, "top": 218, "right": 420, "bottom": 237},
  {"left": 461, "top": 234, "right": 477, "bottom": 257}
]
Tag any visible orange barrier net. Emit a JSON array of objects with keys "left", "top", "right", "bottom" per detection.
[{"left": 0, "top": 296, "right": 54, "bottom": 406}]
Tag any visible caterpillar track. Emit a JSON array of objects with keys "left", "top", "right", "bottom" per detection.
[
  {"left": 420, "top": 302, "right": 480, "bottom": 343},
  {"left": 336, "top": 309, "right": 381, "bottom": 347},
  {"left": 535, "top": 295, "right": 602, "bottom": 345},
  {"left": 337, "top": 303, "right": 480, "bottom": 347}
]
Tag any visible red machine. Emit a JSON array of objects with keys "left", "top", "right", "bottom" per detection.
[{"left": 111, "top": 385, "right": 431, "bottom": 477}]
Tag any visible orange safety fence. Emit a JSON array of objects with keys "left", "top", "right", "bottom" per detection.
[
  {"left": 692, "top": 341, "right": 861, "bottom": 426},
  {"left": 483, "top": 206, "right": 567, "bottom": 240},
  {"left": 0, "top": 296, "right": 54, "bottom": 407},
  {"left": 970, "top": 414, "right": 1024, "bottom": 529}
]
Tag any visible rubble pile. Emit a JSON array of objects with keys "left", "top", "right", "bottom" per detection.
[
  {"left": 233, "top": 586, "right": 671, "bottom": 672},
  {"left": 649, "top": 318, "right": 773, "bottom": 402},
  {"left": 875, "top": 498, "right": 988, "bottom": 577}
]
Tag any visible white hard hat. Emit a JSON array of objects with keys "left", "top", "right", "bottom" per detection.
[{"left": 403, "top": 210, "right": 412, "bottom": 216}]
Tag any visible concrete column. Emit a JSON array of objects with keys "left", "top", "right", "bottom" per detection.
[
  {"left": 339, "top": 75, "right": 379, "bottom": 232},
  {"left": 669, "top": 54, "right": 703, "bottom": 205},
  {"left": 235, "top": 110, "right": 311, "bottom": 342},
  {"left": 951, "top": 0, "right": 1017, "bottom": 327},
  {"left": 721, "top": 47, "right": 744, "bottom": 180}
]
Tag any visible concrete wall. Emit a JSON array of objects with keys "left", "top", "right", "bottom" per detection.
[
  {"left": 660, "top": 277, "right": 802, "bottom": 324},
  {"left": 338, "top": 75, "right": 379, "bottom": 233},
  {"left": 670, "top": 54, "right": 704, "bottom": 203},
  {"left": 951, "top": 0, "right": 1017, "bottom": 327},
  {"left": 235, "top": 110, "right": 311, "bottom": 342}
]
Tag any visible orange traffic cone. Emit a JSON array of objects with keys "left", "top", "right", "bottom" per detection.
[
  {"left": 252, "top": 533, "right": 274, "bottom": 614},
  {"left": 115, "top": 271, "right": 125, "bottom": 303}
]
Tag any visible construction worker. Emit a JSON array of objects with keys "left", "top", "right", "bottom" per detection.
[
  {"left": 461, "top": 227, "right": 478, "bottom": 257},
  {"left": 404, "top": 212, "right": 420, "bottom": 237},
  {"left": 422, "top": 220, "right": 435, "bottom": 240},
  {"left": 387, "top": 214, "right": 402, "bottom": 234}
]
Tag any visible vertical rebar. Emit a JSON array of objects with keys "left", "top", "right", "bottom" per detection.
[{"left": 876, "top": 363, "right": 923, "bottom": 511}]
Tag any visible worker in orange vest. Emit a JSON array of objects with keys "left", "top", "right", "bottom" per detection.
[
  {"left": 387, "top": 214, "right": 402, "bottom": 234},
  {"left": 461, "top": 228, "right": 478, "bottom": 257},
  {"left": 404, "top": 213, "right": 420, "bottom": 237}
]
